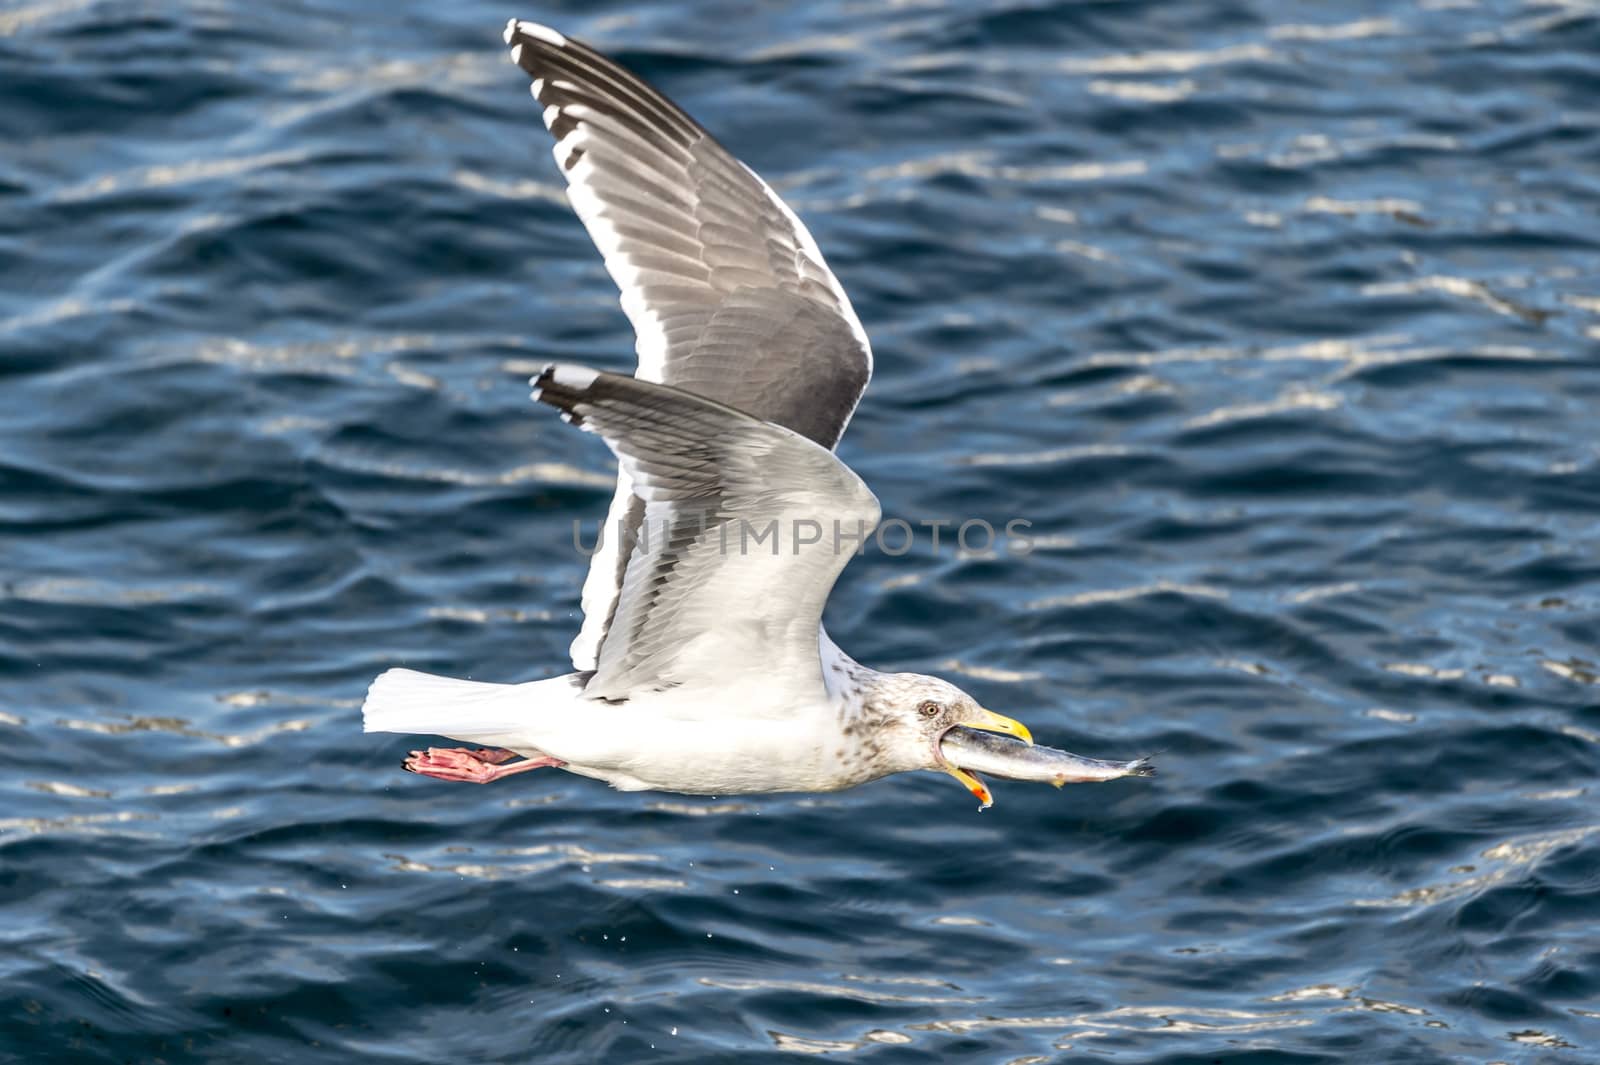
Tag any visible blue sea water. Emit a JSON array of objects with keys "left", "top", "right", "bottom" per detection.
[{"left": 2, "top": 0, "right": 1598, "bottom": 1061}]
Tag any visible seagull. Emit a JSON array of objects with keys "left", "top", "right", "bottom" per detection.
[{"left": 362, "top": 19, "right": 1143, "bottom": 809}]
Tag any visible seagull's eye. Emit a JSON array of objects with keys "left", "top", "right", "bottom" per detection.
[{"left": 916, "top": 700, "right": 941, "bottom": 718}]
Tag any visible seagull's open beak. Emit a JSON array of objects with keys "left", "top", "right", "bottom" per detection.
[
  {"left": 945, "top": 765, "right": 994, "bottom": 810},
  {"left": 964, "top": 707, "right": 1033, "bottom": 746},
  {"left": 940, "top": 708, "right": 1032, "bottom": 810}
]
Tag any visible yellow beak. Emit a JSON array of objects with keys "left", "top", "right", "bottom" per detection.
[
  {"left": 940, "top": 708, "right": 1032, "bottom": 810},
  {"left": 945, "top": 765, "right": 993, "bottom": 810},
  {"left": 964, "top": 707, "right": 1033, "bottom": 746}
]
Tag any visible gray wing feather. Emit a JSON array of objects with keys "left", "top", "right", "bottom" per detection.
[
  {"left": 503, "top": 20, "right": 871, "bottom": 441},
  {"left": 532, "top": 364, "right": 879, "bottom": 702},
  {"left": 503, "top": 21, "right": 873, "bottom": 671}
]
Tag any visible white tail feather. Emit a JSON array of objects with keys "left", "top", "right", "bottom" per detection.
[{"left": 363, "top": 668, "right": 534, "bottom": 738}]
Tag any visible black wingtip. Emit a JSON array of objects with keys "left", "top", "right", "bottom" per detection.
[
  {"left": 529, "top": 362, "right": 601, "bottom": 427},
  {"left": 503, "top": 19, "right": 568, "bottom": 51},
  {"left": 1126, "top": 757, "right": 1157, "bottom": 778}
]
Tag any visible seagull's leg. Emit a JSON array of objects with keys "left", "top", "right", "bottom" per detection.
[
  {"left": 464, "top": 747, "right": 519, "bottom": 764},
  {"left": 403, "top": 747, "right": 565, "bottom": 784}
]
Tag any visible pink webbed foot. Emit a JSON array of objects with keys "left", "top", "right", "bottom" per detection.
[
  {"left": 402, "top": 747, "right": 565, "bottom": 784},
  {"left": 463, "top": 747, "right": 518, "bottom": 765}
]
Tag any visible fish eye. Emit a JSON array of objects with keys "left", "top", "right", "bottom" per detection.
[{"left": 916, "top": 700, "right": 941, "bottom": 718}]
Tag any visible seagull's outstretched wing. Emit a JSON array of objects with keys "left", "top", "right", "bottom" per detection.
[
  {"left": 532, "top": 364, "right": 880, "bottom": 703},
  {"left": 503, "top": 20, "right": 874, "bottom": 671}
]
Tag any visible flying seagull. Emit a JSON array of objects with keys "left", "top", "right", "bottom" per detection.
[{"left": 361, "top": 19, "right": 1152, "bottom": 808}]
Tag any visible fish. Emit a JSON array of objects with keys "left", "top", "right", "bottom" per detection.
[{"left": 938, "top": 727, "right": 1155, "bottom": 809}]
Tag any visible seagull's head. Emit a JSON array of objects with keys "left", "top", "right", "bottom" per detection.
[{"left": 864, "top": 672, "right": 1032, "bottom": 807}]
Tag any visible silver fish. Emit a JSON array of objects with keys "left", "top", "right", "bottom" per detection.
[{"left": 939, "top": 727, "right": 1154, "bottom": 808}]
